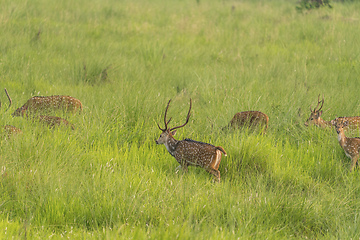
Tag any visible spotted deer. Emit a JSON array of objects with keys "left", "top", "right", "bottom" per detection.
[
  {"left": 156, "top": 99, "right": 227, "bottom": 182},
  {"left": 304, "top": 95, "right": 331, "bottom": 128},
  {"left": 3, "top": 125, "right": 22, "bottom": 139},
  {"left": 224, "top": 111, "right": 269, "bottom": 134},
  {"left": 332, "top": 118, "right": 360, "bottom": 171},
  {"left": 36, "top": 115, "right": 75, "bottom": 130},
  {"left": 305, "top": 95, "right": 360, "bottom": 131},
  {"left": 12, "top": 95, "right": 82, "bottom": 117}
]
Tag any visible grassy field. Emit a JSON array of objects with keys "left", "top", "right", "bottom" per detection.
[{"left": 1, "top": 0, "right": 360, "bottom": 238}]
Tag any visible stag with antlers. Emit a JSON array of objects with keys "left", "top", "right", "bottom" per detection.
[
  {"left": 156, "top": 99, "right": 227, "bottom": 182},
  {"left": 305, "top": 95, "right": 360, "bottom": 131},
  {"left": 304, "top": 95, "right": 331, "bottom": 128}
]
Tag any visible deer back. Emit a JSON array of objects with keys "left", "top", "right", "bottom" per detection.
[
  {"left": 227, "top": 111, "right": 269, "bottom": 131},
  {"left": 331, "top": 117, "right": 360, "bottom": 132},
  {"left": 12, "top": 95, "right": 82, "bottom": 116},
  {"left": 3, "top": 125, "right": 22, "bottom": 139},
  {"left": 173, "top": 139, "right": 226, "bottom": 168}
]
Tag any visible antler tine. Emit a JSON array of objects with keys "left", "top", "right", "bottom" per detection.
[
  {"left": 157, "top": 122, "right": 164, "bottom": 131},
  {"left": 163, "top": 99, "right": 172, "bottom": 130},
  {"left": 157, "top": 99, "right": 172, "bottom": 131},
  {"left": 312, "top": 94, "right": 322, "bottom": 113},
  {"left": 169, "top": 98, "right": 192, "bottom": 131},
  {"left": 4, "top": 88, "right": 12, "bottom": 111},
  {"left": 318, "top": 94, "right": 324, "bottom": 112}
]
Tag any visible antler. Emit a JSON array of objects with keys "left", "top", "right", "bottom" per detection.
[
  {"left": 157, "top": 99, "right": 172, "bottom": 131},
  {"left": 310, "top": 94, "right": 324, "bottom": 113},
  {"left": 157, "top": 99, "right": 192, "bottom": 132},
  {"left": 169, "top": 98, "right": 192, "bottom": 131},
  {"left": 4, "top": 88, "right": 12, "bottom": 111}
]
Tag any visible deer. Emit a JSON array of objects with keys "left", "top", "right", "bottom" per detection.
[
  {"left": 304, "top": 95, "right": 332, "bottom": 128},
  {"left": 332, "top": 118, "right": 360, "bottom": 171},
  {"left": 35, "top": 115, "right": 75, "bottom": 130},
  {"left": 3, "top": 125, "right": 22, "bottom": 139},
  {"left": 305, "top": 95, "right": 360, "bottom": 132},
  {"left": 12, "top": 95, "right": 82, "bottom": 117},
  {"left": 223, "top": 111, "right": 269, "bottom": 134},
  {"left": 156, "top": 99, "right": 227, "bottom": 182}
]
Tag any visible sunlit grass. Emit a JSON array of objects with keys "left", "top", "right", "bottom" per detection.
[{"left": 1, "top": 0, "right": 360, "bottom": 238}]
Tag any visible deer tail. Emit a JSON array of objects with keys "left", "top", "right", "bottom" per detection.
[{"left": 215, "top": 146, "right": 227, "bottom": 156}]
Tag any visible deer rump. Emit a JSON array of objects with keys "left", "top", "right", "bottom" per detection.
[{"left": 172, "top": 139, "right": 226, "bottom": 168}]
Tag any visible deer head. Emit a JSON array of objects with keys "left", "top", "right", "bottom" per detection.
[
  {"left": 156, "top": 99, "right": 192, "bottom": 146},
  {"left": 304, "top": 95, "right": 329, "bottom": 127},
  {"left": 332, "top": 118, "right": 348, "bottom": 134}
]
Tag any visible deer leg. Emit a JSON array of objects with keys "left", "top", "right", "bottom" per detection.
[
  {"left": 175, "top": 164, "right": 188, "bottom": 173},
  {"left": 206, "top": 168, "right": 220, "bottom": 182},
  {"left": 182, "top": 164, "right": 189, "bottom": 173},
  {"left": 350, "top": 155, "right": 359, "bottom": 172}
]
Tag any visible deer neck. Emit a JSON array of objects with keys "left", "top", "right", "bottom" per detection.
[
  {"left": 317, "top": 118, "right": 332, "bottom": 128},
  {"left": 164, "top": 135, "right": 178, "bottom": 155}
]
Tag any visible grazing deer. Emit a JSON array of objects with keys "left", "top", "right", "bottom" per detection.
[
  {"left": 156, "top": 99, "right": 227, "bottom": 182},
  {"left": 35, "top": 115, "right": 75, "bottom": 130},
  {"left": 305, "top": 95, "right": 360, "bottom": 131},
  {"left": 12, "top": 95, "right": 82, "bottom": 117},
  {"left": 332, "top": 118, "right": 360, "bottom": 171},
  {"left": 224, "top": 111, "right": 269, "bottom": 134}
]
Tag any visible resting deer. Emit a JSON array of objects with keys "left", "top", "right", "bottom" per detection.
[
  {"left": 12, "top": 95, "right": 82, "bottom": 117},
  {"left": 224, "top": 111, "right": 269, "bottom": 134},
  {"left": 305, "top": 95, "right": 360, "bottom": 131},
  {"left": 36, "top": 115, "right": 75, "bottom": 130},
  {"left": 332, "top": 118, "right": 360, "bottom": 171},
  {"left": 156, "top": 99, "right": 227, "bottom": 182},
  {"left": 3, "top": 125, "right": 22, "bottom": 139}
]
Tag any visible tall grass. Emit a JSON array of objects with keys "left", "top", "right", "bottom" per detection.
[{"left": 1, "top": 0, "right": 360, "bottom": 238}]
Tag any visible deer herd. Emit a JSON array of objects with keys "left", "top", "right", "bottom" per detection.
[
  {"left": 2, "top": 89, "right": 360, "bottom": 181},
  {"left": 1, "top": 89, "right": 81, "bottom": 139}
]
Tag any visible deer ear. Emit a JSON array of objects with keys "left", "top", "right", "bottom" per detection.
[
  {"left": 330, "top": 120, "right": 335, "bottom": 126},
  {"left": 171, "top": 130, "right": 177, "bottom": 136},
  {"left": 318, "top": 111, "right": 323, "bottom": 117}
]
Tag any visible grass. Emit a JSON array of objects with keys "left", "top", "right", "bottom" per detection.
[{"left": 1, "top": 0, "right": 360, "bottom": 238}]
